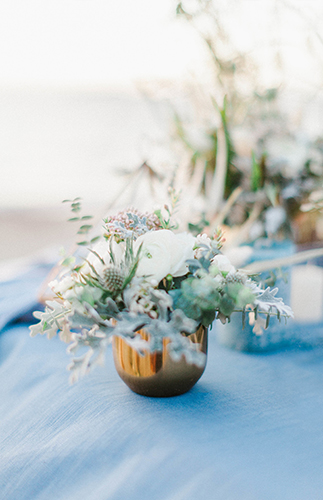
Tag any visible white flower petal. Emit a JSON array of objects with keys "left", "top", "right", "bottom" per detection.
[
  {"left": 134, "top": 230, "right": 195, "bottom": 283},
  {"left": 211, "top": 254, "right": 236, "bottom": 274},
  {"left": 170, "top": 233, "right": 195, "bottom": 277},
  {"left": 134, "top": 230, "right": 173, "bottom": 282}
]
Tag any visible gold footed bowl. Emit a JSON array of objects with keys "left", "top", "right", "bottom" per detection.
[{"left": 112, "top": 325, "right": 208, "bottom": 397}]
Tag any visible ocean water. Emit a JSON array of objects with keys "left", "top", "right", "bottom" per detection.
[{"left": 0, "top": 87, "right": 175, "bottom": 209}]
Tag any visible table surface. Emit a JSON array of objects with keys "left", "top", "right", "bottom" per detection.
[{"left": 1, "top": 264, "right": 323, "bottom": 500}]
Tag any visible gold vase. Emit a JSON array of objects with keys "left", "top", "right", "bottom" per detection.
[{"left": 112, "top": 325, "right": 208, "bottom": 397}]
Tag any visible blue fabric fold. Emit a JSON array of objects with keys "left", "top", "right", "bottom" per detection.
[
  {"left": 1, "top": 325, "right": 323, "bottom": 499},
  {"left": 1, "top": 265, "right": 323, "bottom": 499},
  {"left": 0, "top": 263, "right": 52, "bottom": 331}
]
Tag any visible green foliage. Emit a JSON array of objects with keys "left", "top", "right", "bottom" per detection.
[
  {"left": 188, "top": 213, "right": 210, "bottom": 235},
  {"left": 61, "top": 256, "right": 76, "bottom": 267},
  {"left": 30, "top": 198, "right": 293, "bottom": 383},
  {"left": 174, "top": 1, "right": 323, "bottom": 242},
  {"left": 122, "top": 240, "right": 142, "bottom": 290},
  {"left": 170, "top": 274, "right": 219, "bottom": 327},
  {"left": 170, "top": 263, "right": 260, "bottom": 327},
  {"left": 154, "top": 187, "right": 180, "bottom": 230},
  {"left": 62, "top": 198, "right": 82, "bottom": 213},
  {"left": 251, "top": 151, "right": 261, "bottom": 192},
  {"left": 77, "top": 224, "right": 93, "bottom": 234},
  {"left": 63, "top": 197, "right": 98, "bottom": 247}
]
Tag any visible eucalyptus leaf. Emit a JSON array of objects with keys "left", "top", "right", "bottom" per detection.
[{"left": 77, "top": 224, "right": 93, "bottom": 234}]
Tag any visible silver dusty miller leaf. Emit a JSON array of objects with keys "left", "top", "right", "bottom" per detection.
[{"left": 249, "top": 283, "right": 294, "bottom": 318}]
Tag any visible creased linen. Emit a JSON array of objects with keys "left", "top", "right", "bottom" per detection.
[{"left": 1, "top": 267, "right": 323, "bottom": 500}]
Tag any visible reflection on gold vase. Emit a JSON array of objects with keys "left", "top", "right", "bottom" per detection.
[{"left": 112, "top": 325, "right": 208, "bottom": 397}]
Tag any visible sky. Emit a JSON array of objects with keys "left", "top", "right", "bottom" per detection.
[
  {"left": 0, "top": 0, "right": 322, "bottom": 89},
  {"left": 0, "top": 0, "right": 206, "bottom": 87}
]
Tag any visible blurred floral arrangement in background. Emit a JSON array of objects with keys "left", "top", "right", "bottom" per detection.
[
  {"left": 172, "top": 0, "right": 323, "bottom": 247},
  {"left": 134, "top": 0, "right": 323, "bottom": 250},
  {"left": 30, "top": 195, "right": 292, "bottom": 382}
]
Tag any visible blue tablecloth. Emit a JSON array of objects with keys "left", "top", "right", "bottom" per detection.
[{"left": 1, "top": 265, "right": 323, "bottom": 500}]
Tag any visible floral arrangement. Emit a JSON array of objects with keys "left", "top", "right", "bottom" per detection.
[{"left": 30, "top": 199, "right": 293, "bottom": 382}]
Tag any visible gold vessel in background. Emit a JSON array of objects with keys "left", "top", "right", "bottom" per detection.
[{"left": 112, "top": 325, "right": 207, "bottom": 397}]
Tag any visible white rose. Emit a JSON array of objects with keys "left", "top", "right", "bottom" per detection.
[
  {"left": 194, "top": 233, "right": 212, "bottom": 259},
  {"left": 211, "top": 254, "right": 236, "bottom": 275},
  {"left": 195, "top": 233, "right": 212, "bottom": 247},
  {"left": 170, "top": 232, "right": 196, "bottom": 277},
  {"left": 134, "top": 230, "right": 195, "bottom": 283}
]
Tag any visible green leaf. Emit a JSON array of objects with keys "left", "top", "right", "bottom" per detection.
[
  {"left": 168, "top": 289, "right": 181, "bottom": 304},
  {"left": 71, "top": 202, "right": 82, "bottom": 213},
  {"left": 81, "top": 215, "right": 94, "bottom": 220},
  {"left": 82, "top": 258, "right": 100, "bottom": 277},
  {"left": 201, "top": 309, "right": 216, "bottom": 327},
  {"left": 68, "top": 217, "right": 80, "bottom": 222},
  {"left": 90, "top": 236, "right": 101, "bottom": 244},
  {"left": 80, "top": 288, "right": 95, "bottom": 307},
  {"left": 122, "top": 253, "right": 140, "bottom": 289},
  {"left": 61, "top": 256, "right": 76, "bottom": 267},
  {"left": 242, "top": 308, "right": 246, "bottom": 329},
  {"left": 77, "top": 241, "right": 89, "bottom": 246},
  {"left": 219, "top": 295, "right": 235, "bottom": 317},
  {"left": 188, "top": 213, "right": 210, "bottom": 236},
  {"left": 154, "top": 209, "right": 165, "bottom": 227},
  {"left": 265, "top": 183, "right": 277, "bottom": 207},
  {"left": 77, "top": 224, "right": 93, "bottom": 234},
  {"left": 251, "top": 151, "right": 261, "bottom": 192},
  {"left": 254, "top": 306, "right": 258, "bottom": 320},
  {"left": 80, "top": 274, "right": 107, "bottom": 292},
  {"left": 88, "top": 248, "right": 105, "bottom": 264}
]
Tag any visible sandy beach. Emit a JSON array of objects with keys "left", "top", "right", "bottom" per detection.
[
  {"left": 0, "top": 207, "right": 73, "bottom": 262},
  {"left": 0, "top": 87, "right": 173, "bottom": 264}
]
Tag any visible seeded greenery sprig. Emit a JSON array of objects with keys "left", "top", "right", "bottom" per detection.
[
  {"left": 62, "top": 198, "right": 100, "bottom": 246},
  {"left": 154, "top": 187, "right": 180, "bottom": 230}
]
